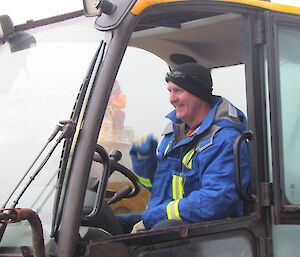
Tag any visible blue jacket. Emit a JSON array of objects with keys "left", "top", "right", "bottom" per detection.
[{"left": 130, "top": 96, "right": 250, "bottom": 229}]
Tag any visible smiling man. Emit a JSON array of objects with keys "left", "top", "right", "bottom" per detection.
[
  {"left": 119, "top": 63, "right": 250, "bottom": 234},
  {"left": 166, "top": 65, "right": 212, "bottom": 132}
]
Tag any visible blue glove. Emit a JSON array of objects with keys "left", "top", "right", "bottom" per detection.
[{"left": 130, "top": 134, "right": 158, "bottom": 156}]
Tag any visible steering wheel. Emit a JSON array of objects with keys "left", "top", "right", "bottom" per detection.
[
  {"left": 93, "top": 149, "right": 141, "bottom": 202},
  {"left": 81, "top": 144, "right": 142, "bottom": 235}
]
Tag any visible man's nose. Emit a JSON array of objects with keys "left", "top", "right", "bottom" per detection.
[{"left": 169, "top": 92, "right": 177, "bottom": 104}]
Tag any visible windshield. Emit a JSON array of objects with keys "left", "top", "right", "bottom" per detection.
[{"left": 0, "top": 15, "right": 104, "bottom": 247}]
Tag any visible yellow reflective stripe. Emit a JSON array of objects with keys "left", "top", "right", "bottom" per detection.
[
  {"left": 166, "top": 200, "right": 181, "bottom": 220},
  {"left": 182, "top": 149, "right": 194, "bottom": 168},
  {"left": 172, "top": 175, "right": 183, "bottom": 200},
  {"left": 182, "top": 146, "right": 199, "bottom": 169},
  {"left": 164, "top": 142, "right": 171, "bottom": 156},
  {"left": 136, "top": 175, "right": 152, "bottom": 187}
]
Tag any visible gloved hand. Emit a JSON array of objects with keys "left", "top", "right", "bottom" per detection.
[
  {"left": 130, "top": 134, "right": 158, "bottom": 157},
  {"left": 131, "top": 220, "right": 145, "bottom": 234}
]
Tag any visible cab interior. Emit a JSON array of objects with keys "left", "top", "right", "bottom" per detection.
[{"left": 80, "top": 8, "right": 256, "bottom": 239}]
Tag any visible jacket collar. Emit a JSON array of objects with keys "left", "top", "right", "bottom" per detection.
[{"left": 164, "top": 95, "right": 247, "bottom": 150}]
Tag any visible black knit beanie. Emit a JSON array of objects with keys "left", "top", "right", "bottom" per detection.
[{"left": 165, "top": 63, "right": 213, "bottom": 104}]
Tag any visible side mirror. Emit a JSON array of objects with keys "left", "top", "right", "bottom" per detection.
[
  {"left": 7, "top": 32, "right": 36, "bottom": 53},
  {"left": 0, "top": 15, "right": 14, "bottom": 43},
  {"left": 0, "top": 14, "right": 36, "bottom": 53}
]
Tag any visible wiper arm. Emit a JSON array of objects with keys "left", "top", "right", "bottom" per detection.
[
  {"left": 2, "top": 125, "right": 60, "bottom": 209},
  {"left": 10, "top": 120, "right": 75, "bottom": 209},
  {"left": 30, "top": 171, "right": 58, "bottom": 213},
  {"left": 0, "top": 120, "right": 75, "bottom": 242},
  {"left": 2, "top": 120, "right": 75, "bottom": 209}
]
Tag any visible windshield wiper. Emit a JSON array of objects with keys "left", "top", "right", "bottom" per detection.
[
  {"left": 2, "top": 120, "right": 75, "bottom": 209},
  {"left": 50, "top": 40, "right": 107, "bottom": 238},
  {"left": 0, "top": 120, "right": 75, "bottom": 241}
]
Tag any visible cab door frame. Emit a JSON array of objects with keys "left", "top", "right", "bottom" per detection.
[
  {"left": 265, "top": 11, "right": 300, "bottom": 224},
  {"left": 77, "top": 2, "right": 273, "bottom": 257}
]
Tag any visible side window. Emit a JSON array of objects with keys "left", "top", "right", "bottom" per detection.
[
  {"left": 277, "top": 26, "right": 300, "bottom": 204},
  {"left": 212, "top": 64, "right": 247, "bottom": 115},
  {"left": 266, "top": 17, "right": 300, "bottom": 257},
  {"left": 267, "top": 14, "right": 300, "bottom": 223}
]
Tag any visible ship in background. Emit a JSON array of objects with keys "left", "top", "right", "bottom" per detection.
[
  {"left": 98, "top": 80, "right": 134, "bottom": 168},
  {"left": 97, "top": 80, "right": 150, "bottom": 214}
]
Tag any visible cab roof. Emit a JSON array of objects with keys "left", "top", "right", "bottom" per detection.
[
  {"left": 131, "top": 0, "right": 300, "bottom": 15},
  {"left": 129, "top": 0, "right": 300, "bottom": 69}
]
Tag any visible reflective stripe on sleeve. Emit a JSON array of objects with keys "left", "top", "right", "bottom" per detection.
[
  {"left": 166, "top": 199, "right": 181, "bottom": 220},
  {"left": 172, "top": 175, "right": 183, "bottom": 200},
  {"left": 136, "top": 175, "right": 152, "bottom": 187}
]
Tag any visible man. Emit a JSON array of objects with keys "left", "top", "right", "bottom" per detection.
[{"left": 119, "top": 63, "right": 250, "bottom": 233}]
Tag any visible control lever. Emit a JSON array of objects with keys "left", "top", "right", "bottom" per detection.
[{"left": 108, "top": 185, "right": 132, "bottom": 205}]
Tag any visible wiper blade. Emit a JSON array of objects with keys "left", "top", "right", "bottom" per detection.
[{"left": 51, "top": 40, "right": 107, "bottom": 237}]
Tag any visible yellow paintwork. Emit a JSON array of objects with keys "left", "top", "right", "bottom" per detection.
[
  {"left": 131, "top": 0, "right": 181, "bottom": 15},
  {"left": 221, "top": 0, "right": 300, "bottom": 15},
  {"left": 131, "top": 0, "right": 300, "bottom": 16}
]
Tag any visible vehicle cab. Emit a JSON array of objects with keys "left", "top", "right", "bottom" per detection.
[{"left": 1, "top": 0, "right": 300, "bottom": 257}]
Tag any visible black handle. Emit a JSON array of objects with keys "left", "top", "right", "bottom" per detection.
[
  {"left": 108, "top": 185, "right": 133, "bottom": 204},
  {"left": 234, "top": 131, "right": 255, "bottom": 203},
  {"left": 83, "top": 144, "right": 110, "bottom": 221}
]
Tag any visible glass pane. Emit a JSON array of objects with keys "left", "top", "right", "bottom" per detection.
[
  {"left": 212, "top": 64, "right": 247, "bottom": 115},
  {"left": 278, "top": 26, "right": 300, "bottom": 204},
  {"left": 273, "top": 225, "right": 300, "bottom": 257},
  {"left": 135, "top": 230, "right": 254, "bottom": 257},
  {"left": 0, "top": 16, "right": 104, "bottom": 247}
]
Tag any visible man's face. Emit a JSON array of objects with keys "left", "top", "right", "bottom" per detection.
[{"left": 167, "top": 81, "right": 206, "bottom": 127}]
